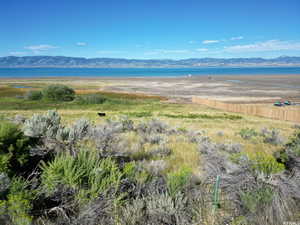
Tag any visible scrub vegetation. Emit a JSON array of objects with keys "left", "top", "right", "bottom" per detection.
[{"left": 0, "top": 81, "right": 299, "bottom": 225}]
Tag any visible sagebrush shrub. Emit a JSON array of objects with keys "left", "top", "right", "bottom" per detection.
[
  {"left": 260, "top": 128, "right": 284, "bottom": 145},
  {"left": 74, "top": 194, "right": 116, "bottom": 225},
  {"left": 23, "top": 110, "right": 61, "bottom": 138},
  {"left": 238, "top": 128, "right": 258, "bottom": 140},
  {"left": 136, "top": 119, "right": 169, "bottom": 135},
  {"left": 285, "top": 129, "right": 300, "bottom": 156},
  {"left": 149, "top": 145, "right": 172, "bottom": 158},
  {"left": 67, "top": 118, "right": 91, "bottom": 143},
  {"left": 42, "top": 84, "right": 75, "bottom": 101},
  {"left": 12, "top": 115, "right": 26, "bottom": 125},
  {"left": 0, "top": 111, "right": 298, "bottom": 224},
  {"left": 120, "top": 197, "right": 145, "bottom": 225},
  {"left": 143, "top": 160, "right": 168, "bottom": 175},
  {"left": 121, "top": 192, "right": 192, "bottom": 225},
  {"left": 240, "top": 186, "right": 274, "bottom": 214}
]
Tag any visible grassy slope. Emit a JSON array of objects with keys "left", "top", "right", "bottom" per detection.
[{"left": 0, "top": 82, "right": 297, "bottom": 174}]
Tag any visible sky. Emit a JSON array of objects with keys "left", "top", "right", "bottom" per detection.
[{"left": 1, "top": 0, "right": 300, "bottom": 59}]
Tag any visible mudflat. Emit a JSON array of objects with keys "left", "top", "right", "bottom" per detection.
[{"left": 1, "top": 74, "right": 300, "bottom": 104}]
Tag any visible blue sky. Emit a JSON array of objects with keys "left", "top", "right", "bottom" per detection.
[{"left": 1, "top": 0, "right": 300, "bottom": 59}]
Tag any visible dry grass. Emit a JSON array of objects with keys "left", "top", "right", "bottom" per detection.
[
  {"left": 1, "top": 79, "right": 297, "bottom": 177},
  {"left": 166, "top": 135, "right": 200, "bottom": 174}
]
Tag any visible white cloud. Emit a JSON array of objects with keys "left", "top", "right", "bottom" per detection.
[
  {"left": 196, "top": 48, "right": 209, "bottom": 52},
  {"left": 9, "top": 51, "right": 27, "bottom": 56},
  {"left": 202, "top": 40, "right": 219, "bottom": 44},
  {"left": 76, "top": 42, "right": 87, "bottom": 46},
  {"left": 24, "top": 44, "right": 58, "bottom": 53},
  {"left": 230, "top": 36, "right": 244, "bottom": 41},
  {"left": 224, "top": 40, "right": 300, "bottom": 53}
]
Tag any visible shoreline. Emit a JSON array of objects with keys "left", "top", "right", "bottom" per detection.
[
  {"left": 1, "top": 74, "right": 300, "bottom": 104},
  {"left": 0, "top": 73, "right": 300, "bottom": 80}
]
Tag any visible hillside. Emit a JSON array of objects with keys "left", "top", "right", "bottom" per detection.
[{"left": 1, "top": 56, "right": 300, "bottom": 68}]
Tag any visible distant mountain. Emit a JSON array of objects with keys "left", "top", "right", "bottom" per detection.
[{"left": 0, "top": 56, "right": 300, "bottom": 68}]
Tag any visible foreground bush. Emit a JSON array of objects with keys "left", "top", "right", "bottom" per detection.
[
  {"left": 40, "top": 149, "right": 122, "bottom": 202},
  {"left": 0, "top": 177, "right": 34, "bottom": 225},
  {"left": 0, "top": 121, "right": 33, "bottom": 176},
  {"left": 42, "top": 84, "right": 75, "bottom": 101},
  {"left": 0, "top": 111, "right": 299, "bottom": 225}
]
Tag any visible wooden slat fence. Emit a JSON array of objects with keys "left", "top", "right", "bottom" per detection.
[{"left": 192, "top": 97, "right": 300, "bottom": 123}]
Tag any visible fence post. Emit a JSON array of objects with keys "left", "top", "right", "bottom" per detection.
[{"left": 213, "top": 175, "right": 221, "bottom": 212}]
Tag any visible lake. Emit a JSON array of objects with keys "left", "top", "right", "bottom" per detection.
[{"left": 0, "top": 67, "right": 299, "bottom": 78}]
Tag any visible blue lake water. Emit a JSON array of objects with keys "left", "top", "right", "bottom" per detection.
[{"left": 0, "top": 67, "right": 299, "bottom": 78}]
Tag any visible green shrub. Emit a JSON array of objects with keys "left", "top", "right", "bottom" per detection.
[
  {"left": 42, "top": 84, "right": 75, "bottom": 101},
  {"left": 123, "top": 162, "right": 137, "bottom": 179},
  {"left": 76, "top": 94, "right": 106, "bottom": 104},
  {"left": 240, "top": 186, "right": 274, "bottom": 214},
  {"left": 40, "top": 149, "right": 122, "bottom": 202},
  {"left": 285, "top": 129, "right": 300, "bottom": 156},
  {"left": 0, "top": 177, "right": 33, "bottom": 225},
  {"left": 122, "top": 161, "right": 152, "bottom": 185},
  {"left": 24, "top": 90, "right": 42, "bottom": 100},
  {"left": 238, "top": 128, "right": 258, "bottom": 140},
  {"left": 250, "top": 152, "right": 285, "bottom": 175},
  {"left": 166, "top": 167, "right": 192, "bottom": 197},
  {"left": 0, "top": 121, "right": 32, "bottom": 176}
]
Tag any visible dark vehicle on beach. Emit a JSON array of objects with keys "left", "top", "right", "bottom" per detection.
[{"left": 274, "top": 101, "right": 283, "bottom": 107}]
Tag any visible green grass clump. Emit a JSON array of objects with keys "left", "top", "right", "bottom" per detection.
[
  {"left": 166, "top": 167, "right": 192, "bottom": 197},
  {"left": 40, "top": 149, "right": 122, "bottom": 202},
  {"left": 250, "top": 152, "right": 285, "bottom": 175},
  {"left": 160, "top": 113, "right": 242, "bottom": 120},
  {"left": 240, "top": 186, "right": 274, "bottom": 214},
  {"left": 124, "top": 111, "right": 153, "bottom": 118}
]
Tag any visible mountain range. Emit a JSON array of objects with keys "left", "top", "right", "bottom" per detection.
[{"left": 0, "top": 56, "right": 300, "bottom": 68}]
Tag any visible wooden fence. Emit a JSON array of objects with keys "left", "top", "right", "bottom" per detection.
[{"left": 192, "top": 97, "right": 300, "bottom": 123}]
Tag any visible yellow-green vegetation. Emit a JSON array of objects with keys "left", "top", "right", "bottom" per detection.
[
  {"left": 0, "top": 80, "right": 299, "bottom": 225},
  {"left": 0, "top": 81, "right": 297, "bottom": 169},
  {"left": 0, "top": 81, "right": 296, "bottom": 172}
]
